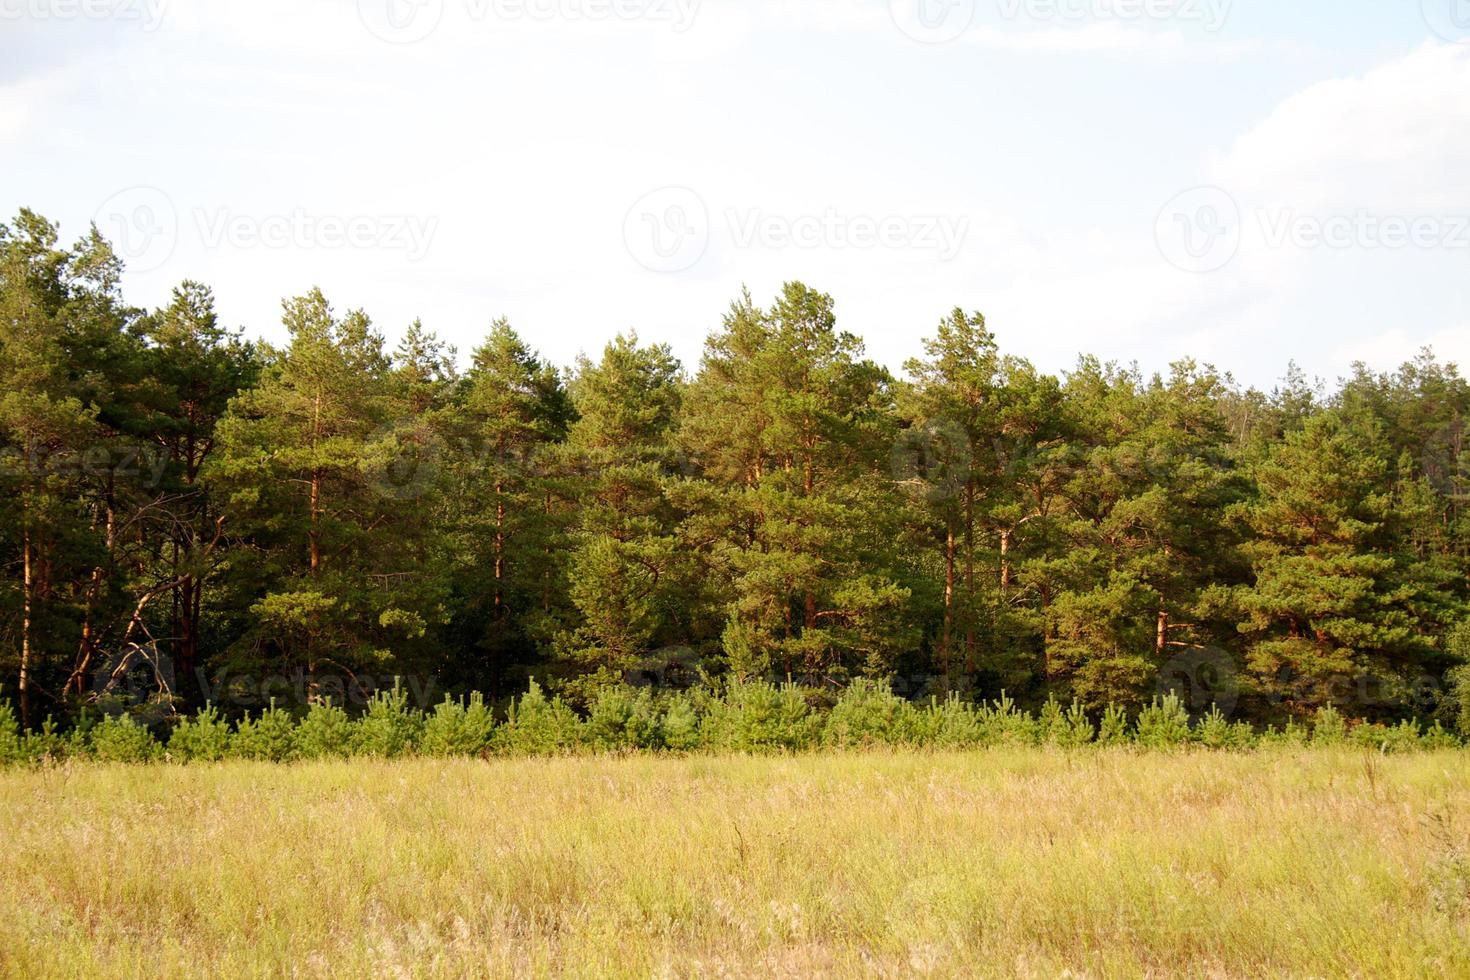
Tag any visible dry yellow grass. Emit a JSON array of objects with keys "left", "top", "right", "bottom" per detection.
[{"left": 1, "top": 749, "right": 1467, "bottom": 978}]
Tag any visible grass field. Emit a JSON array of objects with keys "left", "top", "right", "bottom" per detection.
[{"left": 1, "top": 750, "right": 1468, "bottom": 978}]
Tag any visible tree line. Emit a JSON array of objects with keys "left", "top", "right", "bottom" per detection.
[
  {"left": 4, "top": 683, "right": 1461, "bottom": 767},
  {"left": 4, "top": 208, "right": 1470, "bottom": 733}
]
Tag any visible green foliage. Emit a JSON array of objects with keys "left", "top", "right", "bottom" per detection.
[
  {"left": 1097, "top": 703, "right": 1130, "bottom": 746},
  {"left": 1040, "top": 696, "right": 1096, "bottom": 748},
  {"left": 20, "top": 717, "right": 71, "bottom": 764},
  {"left": 496, "top": 680, "right": 584, "bottom": 755},
  {"left": 1260, "top": 719, "right": 1310, "bottom": 748},
  {"left": 1196, "top": 706, "right": 1255, "bottom": 750},
  {"left": 1422, "top": 721, "right": 1461, "bottom": 750},
  {"left": 3, "top": 218, "right": 1470, "bottom": 745},
  {"left": 1134, "top": 695, "right": 1192, "bottom": 749},
  {"left": 584, "top": 686, "right": 661, "bottom": 751},
  {"left": 1311, "top": 705, "right": 1347, "bottom": 746},
  {"left": 657, "top": 693, "right": 703, "bottom": 752},
  {"left": 922, "top": 694, "right": 984, "bottom": 748},
  {"left": 231, "top": 701, "right": 298, "bottom": 762},
  {"left": 823, "top": 679, "right": 919, "bottom": 748},
  {"left": 354, "top": 683, "right": 424, "bottom": 758},
  {"left": 294, "top": 701, "right": 355, "bottom": 759},
  {"left": 10, "top": 677, "right": 1470, "bottom": 768},
  {"left": 1380, "top": 720, "right": 1425, "bottom": 754},
  {"left": 90, "top": 714, "right": 163, "bottom": 764},
  {"left": 702, "top": 681, "right": 816, "bottom": 752},
  {"left": 0, "top": 697, "right": 20, "bottom": 765},
  {"left": 420, "top": 694, "right": 496, "bottom": 757},
  {"left": 977, "top": 692, "right": 1040, "bottom": 747},
  {"left": 1447, "top": 660, "right": 1470, "bottom": 737},
  {"left": 168, "top": 705, "right": 233, "bottom": 762}
]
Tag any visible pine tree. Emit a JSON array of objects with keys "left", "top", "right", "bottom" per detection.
[
  {"left": 900, "top": 307, "right": 1002, "bottom": 683},
  {"left": 445, "top": 319, "right": 571, "bottom": 692},
  {"left": 0, "top": 212, "right": 102, "bottom": 725},
  {"left": 682, "top": 284, "right": 916, "bottom": 682},
  {"left": 1236, "top": 411, "right": 1452, "bottom": 714},
  {"left": 209, "top": 290, "right": 449, "bottom": 698},
  {"left": 123, "top": 281, "right": 257, "bottom": 700},
  {"left": 549, "top": 334, "right": 684, "bottom": 698}
]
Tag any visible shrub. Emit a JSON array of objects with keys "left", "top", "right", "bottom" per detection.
[
  {"left": 1040, "top": 697, "right": 1095, "bottom": 748},
  {"left": 1444, "top": 624, "right": 1470, "bottom": 735},
  {"left": 978, "top": 692, "right": 1039, "bottom": 746},
  {"left": 90, "top": 714, "right": 163, "bottom": 763},
  {"left": 20, "top": 717, "right": 70, "bottom": 764},
  {"left": 1259, "top": 719, "right": 1309, "bottom": 747},
  {"left": 1379, "top": 719, "right": 1423, "bottom": 754},
  {"left": 1347, "top": 722, "right": 1391, "bottom": 751},
  {"left": 1311, "top": 705, "right": 1347, "bottom": 746},
  {"left": 1423, "top": 720, "right": 1461, "bottom": 750},
  {"left": 657, "top": 693, "right": 703, "bottom": 752},
  {"left": 702, "top": 681, "right": 816, "bottom": 752},
  {"left": 231, "top": 701, "right": 298, "bottom": 762},
  {"left": 294, "top": 700, "right": 355, "bottom": 759},
  {"left": 0, "top": 696, "right": 19, "bottom": 766},
  {"left": 421, "top": 693, "right": 496, "bottom": 757},
  {"left": 496, "top": 680, "right": 584, "bottom": 755},
  {"left": 168, "top": 705, "right": 233, "bottom": 762},
  {"left": 355, "top": 683, "right": 425, "bottom": 758},
  {"left": 923, "top": 694, "right": 983, "bottom": 748},
  {"left": 1448, "top": 665, "right": 1470, "bottom": 737},
  {"left": 585, "top": 687, "right": 661, "bottom": 751},
  {"left": 823, "top": 679, "right": 918, "bottom": 748},
  {"left": 1097, "top": 703, "right": 1129, "bottom": 746},
  {"left": 1134, "top": 694, "right": 1191, "bottom": 748},
  {"left": 1229, "top": 721, "right": 1257, "bottom": 749},
  {"left": 1196, "top": 705, "right": 1254, "bottom": 750}
]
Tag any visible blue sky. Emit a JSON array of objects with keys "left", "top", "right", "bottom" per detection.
[{"left": 3, "top": 0, "right": 1468, "bottom": 388}]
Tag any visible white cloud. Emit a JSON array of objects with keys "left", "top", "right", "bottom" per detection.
[
  {"left": 0, "top": 67, "right": 80, "bottom": 142},
  {"left": 962, "top": 22, "right": 1271, "bottom": 61},
  {"left": 1212, "top": 42, "right": 1470, "bottom": 211},
  {"left": 2, "top": 3, "right": 1461, "bottom": 388},
  {"left": 969, "top": 42, "right": 1470, "bottom": 384},
  {"left": 1337, "top": 325, "right": 1470, "bottom": 375}
]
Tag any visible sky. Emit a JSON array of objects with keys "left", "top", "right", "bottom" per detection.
[{"left": 3, "top": 0, "right": 1469, "bottom": 389}]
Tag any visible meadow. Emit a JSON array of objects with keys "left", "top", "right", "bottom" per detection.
[{"left": 2, "top": 748, "right": 1467, "bottom": 978}]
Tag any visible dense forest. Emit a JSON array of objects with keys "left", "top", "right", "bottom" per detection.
[{"left": 4, "top": 207, "right": 1470, "bottom": 734}]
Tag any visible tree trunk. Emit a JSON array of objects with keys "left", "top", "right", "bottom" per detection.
[
  {"left": 309, "top": 467, "right": 322, "bottom": 574},
  {"left": 309, "top": 391, "right": 322, "bottom": 574},
  {"left": 178, "top": 573, "right": 198, "bottom": 697},
  {"left": 963, "top": 481, "right": 976, "bottom": 669},
  {"left": 542, "top": 488, "right": 553, "bottom": 613},
  {"left": 999, "top": 527, "right": 1011, "bottom": 593},
  {"left": 20, "top": 523, "right": 33, "bottom": 730},
  {"left": 72, "top": 495, "right": 115, "bottom": 698},
  {"left": 1040, "top": 583, "right": 1053, "bottom": 684},
  {"left": 494, "top": 480, "right": 505, "bottom": 611},
  {"left": 942, "top": 524, "right": 955, "bottom": 680}
]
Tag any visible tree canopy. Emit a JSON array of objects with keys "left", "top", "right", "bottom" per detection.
[{"left": 3, "top": 210, "right": 1468, "bottom": 730}]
